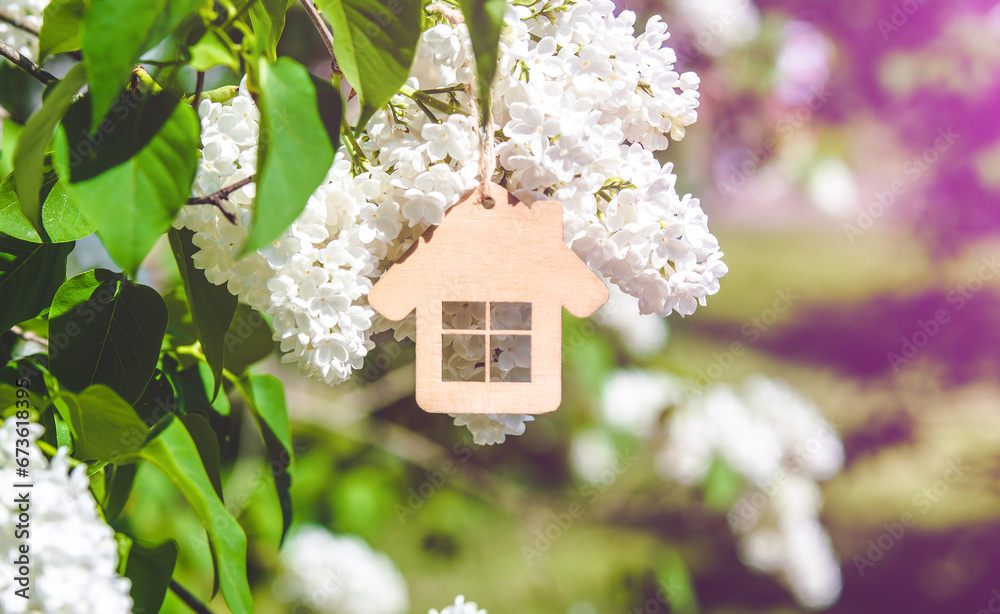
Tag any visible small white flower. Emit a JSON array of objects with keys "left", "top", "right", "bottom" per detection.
[
  {"left": 429, "top": 595, "right": 487, "bottom": 614},
  {"left": 450, "top": 414, "right": 534, "bottom": 446}
]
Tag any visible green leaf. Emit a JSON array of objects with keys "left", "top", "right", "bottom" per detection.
[
  {"left": 103, "top": 462, "right": 138, "bottom": 523},
  {"left": 249, "top": 0, "right": 288, "bottom": 61},
  {"left": 316, "top": 0, "right": 421, "bottom": 126},
  {"left": 189, "top": 28, "right": 240, "bottom": 72},
  {"left": 51, "top": 384, "right": 150, "bottom": 462},
  {"left": 169, "top": 227, "right": 238, "bottom": 399},
  {"left": 39, "top": 0, "right": 86, "bottom": 61},
  {"left": 655, "top": 549, "right": 700, "bottom": 614},
  {"left": 0, "top": 166, "right": 95, "bottom": 243},
  {"left": 242, "top": 373, "right": 294, "bottom": 541},
  {"left": 48, "top": 269, "right": 168, "bottom": 404},
  {"left": 131, "top": 416, "right": 252, "bottom": 614},
  {"left": 243, "top": 57, "right": 335, "bottom": 255},
  {"left": 132, "top": 368, "right": 176, "bottom": 426},
  {"left": 702, "top": 457, "right": 744, "bottom": 512},
  {"left": 12, "top": 63, "right": 86, "bottom": 237},
  {"left": 121, "top": 536, "right": 178, "bottom": 614},
  {"left": 181, "top": 413, "right": 224, "bottom": 500},
  {"left": 0, "top": 117, "right": 23, "bottom": 178},
  {"left": 457, "top": 0, "right": 507, "bottom": 126},
  {"left": 53, "top": 93, "right": 200, "bottom": 275},
  {"left": 0, "top": 235, "right": 73, "bottom": 331},
  {"left": 223, "top": 303, "right": 274, "bottom": 375},
  {"left": 82, "top": 0, "right": 204, "bottom": 128}
]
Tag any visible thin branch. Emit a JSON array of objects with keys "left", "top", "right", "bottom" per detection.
[
  {"left": 168, "top": 579, "right": 215, "bottom": 614},
  {"left": 0, "top": 39, "right": 56, "bottom": 84},
  {"left": 0, "top": 9, "right": 40, "bottom": 36},
  {"left": 298, "top": 0, "right": 336, "bottom": 64},
  {"left": 186, "top": 177, "right": 255, "bottom": 224},
  {"left": 191, "top": 71, "right": 205, "bottom": 111}
]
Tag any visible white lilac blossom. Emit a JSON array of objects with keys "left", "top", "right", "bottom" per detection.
[
  {"left": 449, "top": 413, "right": 533, "bottom": 446},
  {"left": 175, "top": 0, "right": 725, "bottom": 442},
  {"left": 274, "top": 525, "right": 409, "bottom": 614},
  {"left": 655, "top": 375, "right": 844, "bottom": 609},
  {"left": 0, "top": 0, "right": 47, "bottom": 61},
  {"left": 0, "top": 420, "right": 133, "bottom": 614},
  {"left": 429, "top": 595, "right": 487, "bottom": 614}
]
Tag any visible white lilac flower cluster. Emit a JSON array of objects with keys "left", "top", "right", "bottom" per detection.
[
  {"left": 0, "top": 420, "right": 133, "bottom": 614},
  {"left": 274, "top": 525, "right": 409, "bottom": 614},
  {"left": 429, "top": 595, "right": 487, "bottom": 614},
  {"left": 0, "top": 0, "right": 47, "bottom": 61},
  {"left": 176, "top": 0, "right": 724, "bottom": 443},
  {"left": 655, "top": 375, "right": 844, "bottom": 609}
]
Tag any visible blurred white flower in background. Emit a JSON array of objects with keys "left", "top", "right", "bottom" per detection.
[
  {"left": 656, "top": 374, "right": 844, "bottom": 609},
  {"left": 429, "top": 595, "right": 488, "bottom": 614},
  {"left": 0, "top": 0, "right": 47, "bottom": 61},
  {"left": 674, "top": 0, "right": 761, "bottom": 56},
  {"left": 807, "top": 158, "right": 859, "bottom": 218},
  {"left": 774, "top": 21, "right": 832, "bottom": 106},
  {"left": 569, "top": 428, "right": 620, "bottom": 482},
  {"left": 599, "top": 369, "right": 684, "bottom": 437},
  {"left": 274, "top": 525, "right": 409, "bottom": 614},
  {"left": 597, "top": 283, "right": 669, "bottom": 356},
  {"left": 0, "top": 420, "right": 133, "bottom": 614}
]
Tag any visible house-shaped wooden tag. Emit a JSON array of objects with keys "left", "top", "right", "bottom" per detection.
[{"left": 368, "top": 182, "right": 609, "bottom": 415}]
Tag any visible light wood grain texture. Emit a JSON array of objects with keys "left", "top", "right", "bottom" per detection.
[{"left": 367, "top": 182, "right": 608, "bottom": 414}]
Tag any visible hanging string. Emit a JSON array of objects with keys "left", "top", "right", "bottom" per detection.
[{"left": 427, "top": 3, "right": 497, "bottom": 208}]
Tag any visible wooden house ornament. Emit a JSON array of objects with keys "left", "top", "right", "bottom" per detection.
[{"left": 368, "top": 182, "right": 609, "bottom": 415}]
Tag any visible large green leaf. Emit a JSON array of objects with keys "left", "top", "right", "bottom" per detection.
[
  {"left": 12, "top": 63, "right": 87, "bottom": 237},
  {"left": 317, "top": 0, "right": 421, "bottom": 126},
  {"left": 242, "top": 373, "right": 294, "bottom": 541},
  {"left": 51, "top": 384, "right": 149, "bottom": 462},
  {"left": 243, "top": 58, "right": 335, "bottom": 255},
  {"left": 182, "top": 413, "right": 224, "bottom": 500},
  {"left": 82, "top": 0, "right": 204, "bottom": 129},
  {"left": 48, "top": 269, "right": 167, "bottom": 404},
  {"left": 53, "top": 93, "right": 200, "bottom": 275},
  {"left": 119, "top": 536, "right": 178, "bottom": 614},
  {"left": 169, "top": 227, "right": 238, "bottom": 400},
  {"left": 103, "top": 463, "right": 138, "bottom": 523},
  {"left": 38, "top": 0, "right": 86, "bottom": 61},
  {"left": 189, "top": 28, "right": 240, "bottom": 73},
  {"left": 223, "top": 303, "right": 274, "bottom": 375},
  {"left": 249, "top": 0, "right": 288, "bottom": 61},
  {"left": 0, "top": 166, "right": 95, "bottom": 243},
  {"left": 0, "top": 235, "right": 73, "bottom": 331},
  {"left": 129, "top": 416, "right": 252, "bottom": 614},
  {"left": 132, "top": 368, "right": 176, "bottom": 426},
  {"left": 0, "top": 117, "right": 23, "bottom": 178},
  {"left": 457, "top": 0, "right": 507, "bottom": 126}
]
